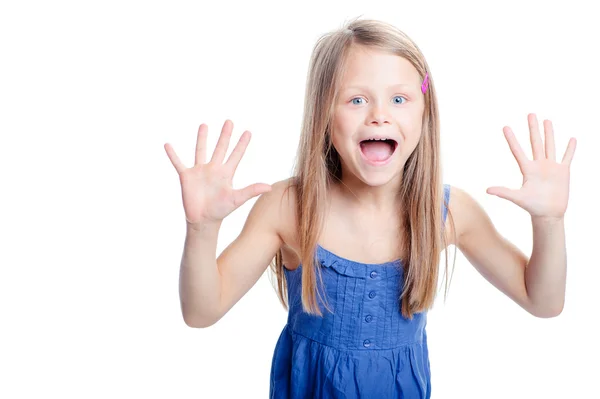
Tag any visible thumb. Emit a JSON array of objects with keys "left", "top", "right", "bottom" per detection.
[
  {"left": 486, "top": 186, "right": 520, "bottom": 203},
  {"left": 233, "top": 183, "right": 273, "bottom": 207}
]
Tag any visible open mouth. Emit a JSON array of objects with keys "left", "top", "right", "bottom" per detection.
[{"left": 359, "top": 138, "right": 398, "bottom": 165}]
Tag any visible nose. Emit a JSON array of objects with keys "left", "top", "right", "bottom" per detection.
[{"left": 368, "top": 103, "right": 391, "bottom": 125}]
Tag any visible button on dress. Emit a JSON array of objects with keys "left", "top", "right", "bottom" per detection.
[{"left": 270, "top": 184, "right": 451, "bottom": 398}]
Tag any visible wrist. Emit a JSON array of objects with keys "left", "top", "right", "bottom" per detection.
[
  {"left": 186, "top": 219, "right": 222, "bottom": 235},
  {"left": 531, "top": 215, "right": 564, "bottom": 226}
]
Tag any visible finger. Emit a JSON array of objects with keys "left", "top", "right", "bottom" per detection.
[
  {"left": 164, "top": 143, "right": 186, "bottom": 174},
  {"left": 503, "top": 126, "right": 528, "bottom": 173},
  {"left": 486, "top": 186, "right": 522, "bottom": 204},
  {"left": 528, "top": 113, "right": 544, "bottom": 160},
  {"left": 233, "top": 183, "right": 273, "bottom": 208},
  {"left": 543, "top": 119, "right": 556, "bottom": 161},
  {"left": 225, "top": 130, "right": 251, "bottom": 174},
  {"left": 195, "top": 124, "right": 208, "bottom": 165},
  {"left": 561, "top": 137, "right": 577, "bottom": 166},
  {"left": 210, "top": 120, "right": 234, "bottom": 164}
]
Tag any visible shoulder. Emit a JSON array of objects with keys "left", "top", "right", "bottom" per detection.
[
  {"left": 444, "top": 184, "right": 492, "bottom": 247},
  {"left": 251, "top": 177, "right": 298, "bottom": 244},
  {"left": 250, "top": 177, "right": 296, "bottom": 217},
  {"left": 260, "top": 177, "right": 298, "bottom": 215}
]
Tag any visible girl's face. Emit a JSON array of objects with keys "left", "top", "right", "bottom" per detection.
[{"left": 331, "top": 46, "right": 425, "bottom": 187}]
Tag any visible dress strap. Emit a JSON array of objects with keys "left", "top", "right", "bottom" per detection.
[{"left": 442, "top": 184, "right": 451, "bottom": 223}]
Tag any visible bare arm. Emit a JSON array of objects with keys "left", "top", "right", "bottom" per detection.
[
  {"left": 179, "top": 180, "right": 289, "bottom": 328},
  {"left": 451, "top": 186, "right": 565, "bottom": 318},
  {"left": 452, "top": 114, "right": 575, "bottom": 318},
  {"left": 164, "top": 120, "right": 284, "bottom": 328},
  {"left": 450, "top": 186, "right": 534, "bottom": 315},
  {"left": 525, "top": 216, "right": 566, "bottom": 316},
  {"left": 178, "top": 221, "right": 223, "bottom": 328}
]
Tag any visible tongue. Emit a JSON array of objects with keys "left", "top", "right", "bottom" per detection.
[{"left": 360, "top": 141, "right": 394, "bottom": 162}]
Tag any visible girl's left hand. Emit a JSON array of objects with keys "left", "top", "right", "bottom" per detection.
[{"left": 486, "top": 113, "right": 577, "bottom": 220}]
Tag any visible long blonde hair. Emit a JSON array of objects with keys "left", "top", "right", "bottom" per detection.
[{"left": 270, "top": 18, "right": 456, "bottom": 320}]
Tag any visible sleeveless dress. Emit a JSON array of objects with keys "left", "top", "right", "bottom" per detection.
[{"left": 270, "top": 184, "right": 451, "bottom": 399}]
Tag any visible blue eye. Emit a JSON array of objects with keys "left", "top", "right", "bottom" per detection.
[
  {"left": 393, "top": 96, "right": 406, "bottom": 104},
  {"left": 351, "top": 97, "right": 364, "bottom": 105}
]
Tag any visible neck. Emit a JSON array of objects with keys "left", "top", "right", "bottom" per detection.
[{"left": 332, "top": 169, "right": 404, "bottom": 213}]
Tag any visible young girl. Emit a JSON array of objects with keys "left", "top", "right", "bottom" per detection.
[{"left": 164, "top": 18, "right": 576, "bottom": 398}]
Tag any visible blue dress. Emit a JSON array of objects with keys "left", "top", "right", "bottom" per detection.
[{"left": 270, "top": 184, "right": 451, "bottom": 399}]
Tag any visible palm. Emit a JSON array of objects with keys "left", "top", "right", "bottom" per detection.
[
  {"left": 164, "top": 120, "right": 272, "bottom": 226},
  {"left": 487, "top": 114, "right": 577, "bottom": 219},
  {"left": 179, "top": 163, "right": 237, "bottom": 223}
]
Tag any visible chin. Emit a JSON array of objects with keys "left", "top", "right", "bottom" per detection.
[
  {"left": 367, "top": 175, "right": 401, "bottom": 188},
  {"left": 356, "top": 166, "right": 404, "bottom": 187}
]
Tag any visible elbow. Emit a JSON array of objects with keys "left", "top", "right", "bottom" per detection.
[
  {"left": 537, "top": 307, "right": 563, "bottom": 319},
  {"left": 530, "top": 303, "right": 564, "bottom": 319},
  {"left": 182, "top": 312, "right": 219, "bottom": 328},
  {"left": 523, "top": 290, "right": 564, "bottom": 318},
  {"left": 181, "top": 303, "right": 222, "bottom": 328},
  {"left": 183, "top": 319, "right": 214, "bottom": 329}
]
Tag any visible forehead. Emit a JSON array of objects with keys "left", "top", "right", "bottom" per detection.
[{"left": 340, "top": 46, "right": 420, "bottom": 87}]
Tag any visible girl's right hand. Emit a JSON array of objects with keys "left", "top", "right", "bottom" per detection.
[{"left": 164, "top": 120, "right": 272, "bottom": 229}]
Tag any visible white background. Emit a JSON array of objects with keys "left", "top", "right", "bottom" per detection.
[{"left": 1, "top": 0, "right": 598, "bottom": 398}]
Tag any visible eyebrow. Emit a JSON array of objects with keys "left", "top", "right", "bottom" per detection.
[{"left": 341, "top": 84, "right": 414, "bottom": 92}]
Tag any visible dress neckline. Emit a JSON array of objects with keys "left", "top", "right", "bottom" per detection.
[{"left": 317, "top": 243, "right": 404, "bottom": 267}]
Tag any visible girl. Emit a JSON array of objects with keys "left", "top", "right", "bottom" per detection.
[{"left": 164, "top": 18, "right": 576, "bottom": 399}]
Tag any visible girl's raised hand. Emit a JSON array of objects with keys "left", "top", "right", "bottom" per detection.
[
  {"left": 486, "top": 113, "right": 577, "bottom": 220},
  {"left": 164, "top": 120, "right": 272, "bottom": 228}
]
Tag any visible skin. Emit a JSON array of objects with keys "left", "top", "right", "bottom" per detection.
[
  {"left": 327, "top": 46, "right": 576, "bottom": 318},
  {"left": 330, "top": 45, "right": 425, "bottom": 211},
  {"left": 166, "top": 46, "right": 577, "bottom": 327}
]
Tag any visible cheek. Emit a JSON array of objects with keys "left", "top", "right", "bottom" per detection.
[
  {"left": 333, "top": 109, "right": 348, "bottom": 127},
  {"left": 394, "top": 108, "right": 424, "bottom": 138},
  {"left": 330, "top": 130, "right": 348, "bottom": 155},
  {"left": 331, "top": 113, "right": 354, "bottom": 143}
]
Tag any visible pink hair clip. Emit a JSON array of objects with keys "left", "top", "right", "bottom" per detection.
[{"left": 421, "top": 73, "right": 429, "bottom": 94}]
